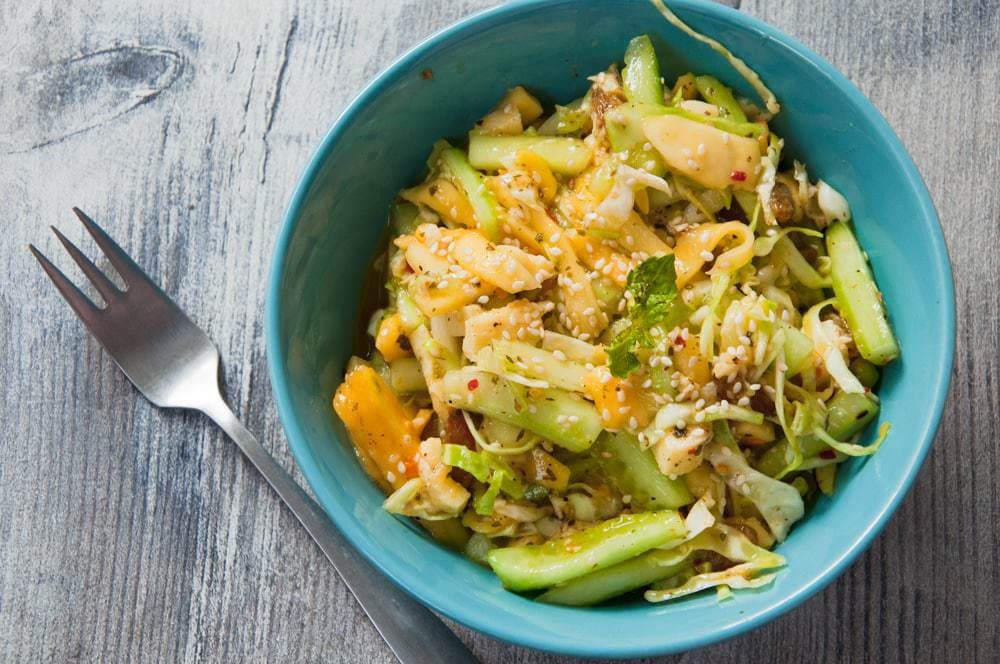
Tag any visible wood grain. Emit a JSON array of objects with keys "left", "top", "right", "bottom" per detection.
[{"left": 1, "top": 0, "right": 996, "bottom": 662}]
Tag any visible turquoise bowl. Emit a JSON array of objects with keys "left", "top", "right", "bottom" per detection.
[{"left": 266, "top": 0, "right": 954, "bottom": 657}]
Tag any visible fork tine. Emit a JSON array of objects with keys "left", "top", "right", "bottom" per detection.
[
  {"left": 29, "top": 244, "right": 102, "bottom": 326},
  {"left": 72, "top": 207, "right": 153, "bottom": 289},
  {"left": 51, "top": 225, "right": 122, "bottom": 303}
]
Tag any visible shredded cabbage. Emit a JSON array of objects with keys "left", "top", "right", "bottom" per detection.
[
  {"left": 705, "top": 443, "right": 804, "bottom": 541},
  {"left": 648, "top": 0, "right": 780, "bottom": 115}
]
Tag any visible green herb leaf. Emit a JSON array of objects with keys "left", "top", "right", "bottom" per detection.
[{"left": 608, "top": 255, "right": 683, "bottom": 377}]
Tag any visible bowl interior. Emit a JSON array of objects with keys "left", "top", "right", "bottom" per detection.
[{"left": 266, "top": 0, "right": 953, "bottom": 657}]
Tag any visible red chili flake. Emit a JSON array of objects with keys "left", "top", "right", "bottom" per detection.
[
  {"left": 421, "top": 68, "right": 434, "bottom": 80},
  {"left": 819, "top": 449, "right": 836, "bottom": 459},
  {"left": 729, "top": 170, "right": 747, "bottom": 182},
  {"left": 467, "top": 378, "right": 480, "bottom": 391}
]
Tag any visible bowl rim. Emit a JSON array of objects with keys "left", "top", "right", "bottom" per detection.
[{"left": 265, "top": 0, "right": 955, "bottom": 657}]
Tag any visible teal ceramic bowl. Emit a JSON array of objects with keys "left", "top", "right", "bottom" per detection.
[{"left": 266, "top": 0, "right": 954, "bottom": 657}]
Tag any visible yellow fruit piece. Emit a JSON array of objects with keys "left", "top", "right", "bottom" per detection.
[
  {"left": 375, "top": 313, "right": 411, "bottom": 361},
  {"left": 333, "top": 364, "right": 421, "bottom": 491},
  {"left": 642, "top": 114, "right": 761, "bottom": 190}
]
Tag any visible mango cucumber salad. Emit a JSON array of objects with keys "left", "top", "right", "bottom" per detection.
[{"left": 333, "top": 5, "right": 897, "bottom": 606}]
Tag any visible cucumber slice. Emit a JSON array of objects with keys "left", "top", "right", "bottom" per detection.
[{"left": 826, "top": 221, "right": 899, "bottom": 364}]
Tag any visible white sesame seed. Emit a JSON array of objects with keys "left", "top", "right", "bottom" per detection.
[
  {"left": 477, "top": 295, "right": 489, "bottom": 304},
  {"left": 568, "top": 415, "right": 579, "bottom": 423},
  {"left": 737, "top": 396, "right": 751, "bottom": 406}
]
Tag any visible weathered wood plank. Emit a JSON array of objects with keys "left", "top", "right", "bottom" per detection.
[{"left": 1, "top": 0, "right": 996, "bottom": 662}]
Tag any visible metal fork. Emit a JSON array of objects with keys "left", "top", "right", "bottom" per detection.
[{"left": 30, "top": 208, "right": 477, "bottom": 664}]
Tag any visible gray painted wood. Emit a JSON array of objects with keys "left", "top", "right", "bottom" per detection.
[{"left": 1, "top": 0, "right": 996, "bottom": 661}]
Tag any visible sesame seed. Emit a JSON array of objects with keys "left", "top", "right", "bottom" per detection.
[
  {"left": 549, "top": 232, "right": 561, "bottom": 243},
  {"left": 386, "top": 471, "right": 397, "bottom": 483},
  {"left": 696, "top": 143, "right": 707, "bottom": 156},
  {"left": 511, "top": 279, "right": 525, "bottom": 290},
  {"left": 687, "top": 159, "right": 700, "bottom": 170},
  {"left": 642, "top": 379, "right": 652, "bottom": 388},
  {"left": 699, "top": 250, "right": 714, "bottom": 262},
  {"left": 550, "top": 247, "right": 563, "bottom": 257},
  {"left": 616, "top": 390, "right": 627, "bottom": 403},
  {"left": 553, "top": 349, "right": 567, "bottom": 361},
  {"left": 579, "top": 333, "right": 591, "bottom": 341},
  {"left": 477, "top": 295, "right": 489, "bottom": 304},
  {"left": 528, "top": 405, "right": 538, "bottom": 413},
  {"left": 567, "top": 415, "right": 579, "bottom": 423},
  {"left": 738, "top": 396, "right": 751, "bottom": 406},
  {"left": 618, "top": 406, "right": 631, "bottom": 414}
]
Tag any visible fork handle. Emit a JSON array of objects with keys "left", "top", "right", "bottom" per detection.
[{"left": 200, "top": 398, "right": 478, "bottom": 664}]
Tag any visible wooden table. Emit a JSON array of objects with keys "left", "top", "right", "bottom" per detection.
[{"left": 2, "top": 0, "right": 996, "bottom": 661}]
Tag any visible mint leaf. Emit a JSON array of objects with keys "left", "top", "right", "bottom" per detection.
[
  {"left": 608, "top": 328, "right": 642, "bottom": 377},
  {"left": 608, "top": 255, "right": 682, "bottom": 377},
  {"left": 626, "top": 254, "right": 678, "bottom": 310}
]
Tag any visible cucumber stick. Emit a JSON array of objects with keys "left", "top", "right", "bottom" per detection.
[
  {"left": 487, "top": 511, "right": 686, "bottom": 591},
  {"left": 538, "top": 550, "right": 690, "bottom": 606},
  {"left": 438, "top": 144, "right": 501, "bottom": 240},
  {"left": 623, "top": 35, "right": 664, "bottom": 106},
  {"left": 826, "top": 221, "right": 899, "bottom": 364},
  {"left": 594, "top": 432, "right": 693, "bottom": 509},
  {"left": 440, "top": 368, "right": 602, "bottom": 452},
  {"left": 467, "top": 133, "right": 592, "bottom": 175}
]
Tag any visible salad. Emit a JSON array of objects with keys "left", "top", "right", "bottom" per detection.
[{"left": 333, "top": 3, "right": 898, "bottom": 606}]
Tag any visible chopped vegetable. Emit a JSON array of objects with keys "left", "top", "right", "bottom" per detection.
[
  {"left": 468, "top": 134, "right": 593, "bottom": 175},
  {"left": 487, "top": 511, "right": 686, "bottom": 591},
  {"left": 594, "top": 431, "right": 694, "bottom": 509},
  {"left": 441, "top": 369, "right": 603, "bottom": 452},
  {"left": 827, "top": 221, "right": 900, "bottom": 364}
]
